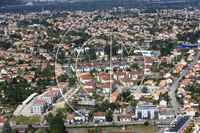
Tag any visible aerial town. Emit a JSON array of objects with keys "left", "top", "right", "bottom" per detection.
[{"left": 0, "top": 4, "right": 200, "bottom": 133}]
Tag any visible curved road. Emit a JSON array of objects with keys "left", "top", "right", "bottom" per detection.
[{"left": 169, "top": 52, "right": 200, "bottom": 117}]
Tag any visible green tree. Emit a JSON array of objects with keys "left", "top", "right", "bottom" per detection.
[
  {"left": 88, "top": 112, "right": 93, "bottom": 122},
  {"left": 2, "top": 120, "right": 12, "bottom": 133},
  {"left": 49, "top": 116, "right": 65, "bottom": 133},
  {"left": 69, "top": 78, "right": 76, "bottom": 86},
  {"left": 142, "top": 87, "right": 148, "bottom": 93},
  {"left": 65, "top": 102, "right": 76, "bottom": 113},
  {"left": 144, "top": 121, "right": 149, "bottom": 126},
  {"left": 106, "top": 110, "right": 113, "bottom": 122},
  {"left": 117, "top": 115, "right": 120, "bottom": 121},
  {"left": 11, "top": 129, "right": 19, "bottom": 133}
]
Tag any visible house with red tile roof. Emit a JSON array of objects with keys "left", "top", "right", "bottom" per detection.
[
  {"left": 66, "top": 114, "right": 74, "bottom": 123},
  {"left": 120, "top": 77, "right": 134, "bottom": 86},
  {"left": 84, "top": 82, "right": 96, "bottom": 89},
  {"left": 93, "top": 112, "right": 106, "bottom": 122},
  {"left": 110, "top": 92, "right": 119, "bottom": 102},
  {"left": 79, "top": 88, "right": 93, "bottom": 96},
  {"left": 113, "top": 72, "right": 125, "bottom": 80},
  {"left": 119, "top": 115, "right": 131, "bottom": 122},
  {"left": 102, "top": 82, "right": 115, "bottom": 94},
  {"left": 80, "top": 75, "right": 93, "bottom": 83}
]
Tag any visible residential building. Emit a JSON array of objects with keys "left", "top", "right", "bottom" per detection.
[
  {"left": 93, "top": 112, "right": 106, "bottom": 122},
  {"left": 159, "top": 110, "right": 175, "bottom": 119},
  {"left": 66, "top": 114, "right": 74, "bottom": 123},
  {"left": 119, "top": 115, "right": 132, "bottom": 122},
  {"left": 31, "top": 99, "right": 47, "bottom": 114},
  {"left": 42, "top": 94, "right": 56, "bottom": 105},
  {"left": 102, "top": 82, "right": 115, "bottom": 93}
]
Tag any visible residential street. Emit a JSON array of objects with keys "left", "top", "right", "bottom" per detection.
[{"left": 169, "top": 52, "right": 200, "bottom": 117}]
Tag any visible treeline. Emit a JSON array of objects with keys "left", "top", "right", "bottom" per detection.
[
  {"left": 176, "top": 30, "right": 200, "bottom": 44},
  {"left": 0, "top": 0, "right": 199, "bottom": 14},
  {"left": 0, "top": 78, "right": 39, "bottom": 106},
  {"left": 149, "top": 39, "right": 176, "bottom": 56},
  {"left": 0, "top": 41, "right": 12, "bottom": 50}
]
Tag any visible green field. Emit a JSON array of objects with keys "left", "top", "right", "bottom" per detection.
[{"left": 10, "top": 115, "right": 41, "bottom": 125}]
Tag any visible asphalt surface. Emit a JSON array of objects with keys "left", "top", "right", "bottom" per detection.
[
  {"left": 3, "top": 119, "right": 173, "bottom": 130},
  {"left": 169, "top": 52, "right": 200, "bottom": 117},
  {"left": 63, "top": 63, "right": 73, "bottom": 78}
]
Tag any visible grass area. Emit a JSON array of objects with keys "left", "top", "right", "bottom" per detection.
[
  {"left": 10, "top": 115, "right": 41, "bottom": 124},
  {"left": 84, "top": 125, "right": 157, "bottom": 133}
]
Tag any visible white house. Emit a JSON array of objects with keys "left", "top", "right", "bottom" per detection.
[
  {"left": 66, "top": 114, "right": 74, "bottom": 123},
  {"left": 102, "top": 76, "right": 113, "bottom": 83},
  {"left": 84, "top": 82, "right": 96, "bottom": 89},
  {"left": 186, "top": 108, "right": 195, "bottom": 116},
  {"left": 119, "top": 115, "right": 132, "bottom": 122},
  {"left": 114, "top": 72, "right": 125, "bottom": 80},
  {"left": 128, "top": 71, "right": 139, "bottom": 80},
  {"left": 74, "top": 112, "right": 86, "bottom": 122},
  {"left": 102, "top": 82, "right": 115, "bottom": 93},
  {"left": 120, "top": 77, "right": 134, "bottom": 86},
  {"left": 79, "top": 75, "right": 93, "bottom": 84},
  {"left": 0, "top": 117, "right": 5, "bottom": 126},
  {"left": 93, "top": 112, "right": 106, "bottom": 122},
  {"left": 97, "top": 73, "right": 109, "bottom": 82},
  {"left": 159, "top": 99, "right": 167, "bottom": 106}
]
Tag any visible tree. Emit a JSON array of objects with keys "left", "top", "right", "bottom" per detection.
[
  {"left": 2, "top": 120, "right": 12, "bottom": 133},
  {"left": 88, "top": 112, "right": 93, "bottom": 122},
  {"left": 144, "top": 121, "right": 149, "bottom": 126},
  {"left": 106, "top": 110, "right": 113, "bottom": 122},
  {"left": 26, "top": 124, "right": 37, "bottom": 132},
  {"left": 12, "top": 129, "right": 19, "bottom": 133},
  {"left": 117, "top": 91, "right": 133, "bottom": 102},
  {"left": 117, "top": 115, "right": 120, "bottom": 121},
  {"left": 44, "top": 113, "right": 53, "bottom": 123},
  {"left": 49, "top": 116, "right": 65, "bottom": 133},
  {"left": 65, "top": 102, "right": 76, "bottom": 113},
  {"left": 69, "top": 78, "right": 76, "bottom": 86},
  {"left": 142, "top": 87, "right": 148, "bottom": 93}
]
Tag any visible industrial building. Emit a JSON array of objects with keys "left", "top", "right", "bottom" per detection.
[
  {"left": 179, "top": 43, "right": 198, "bottom": 48},
  {"left": 134, "top": 50, "right": 155, "bottom": 57}
]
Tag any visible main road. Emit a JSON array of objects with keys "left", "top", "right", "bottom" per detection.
[{"left": 169, "top": 52, "right": 200, "bottom": 117}]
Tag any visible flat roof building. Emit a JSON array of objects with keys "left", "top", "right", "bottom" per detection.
[{"left": 164, "top": 115, "right": 194, "bottom": 133}]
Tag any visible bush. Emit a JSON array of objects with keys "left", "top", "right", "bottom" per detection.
[{"left": 144, "top": 121, "right": 149, "bottom": 126}]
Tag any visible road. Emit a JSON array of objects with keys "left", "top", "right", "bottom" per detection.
[
  {"left": 4, "top": 119, "right": 173, "bottom": 130},
  {"left": 169, "top": 52, "right": 200, "bottom": 117},
  {"left": 63, "top": 64, "right": 73, "bottom": 78}
]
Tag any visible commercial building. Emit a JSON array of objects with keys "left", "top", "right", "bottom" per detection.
[
  {"left": 179, "top": 43, "right": 198, "bottom": 49},
  {"left": 164, "top": 115, "right": 194, "bottom": 133},
  {"left": 135, "top": 104, "right": 159, "bottom": 119},
  {"left": 134, "top": 50, "right": 155, "bottom": 57}
]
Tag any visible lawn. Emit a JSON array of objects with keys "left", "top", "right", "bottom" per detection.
[{"left": 10, "top": 115, "right": 41, "bottom": 124}]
